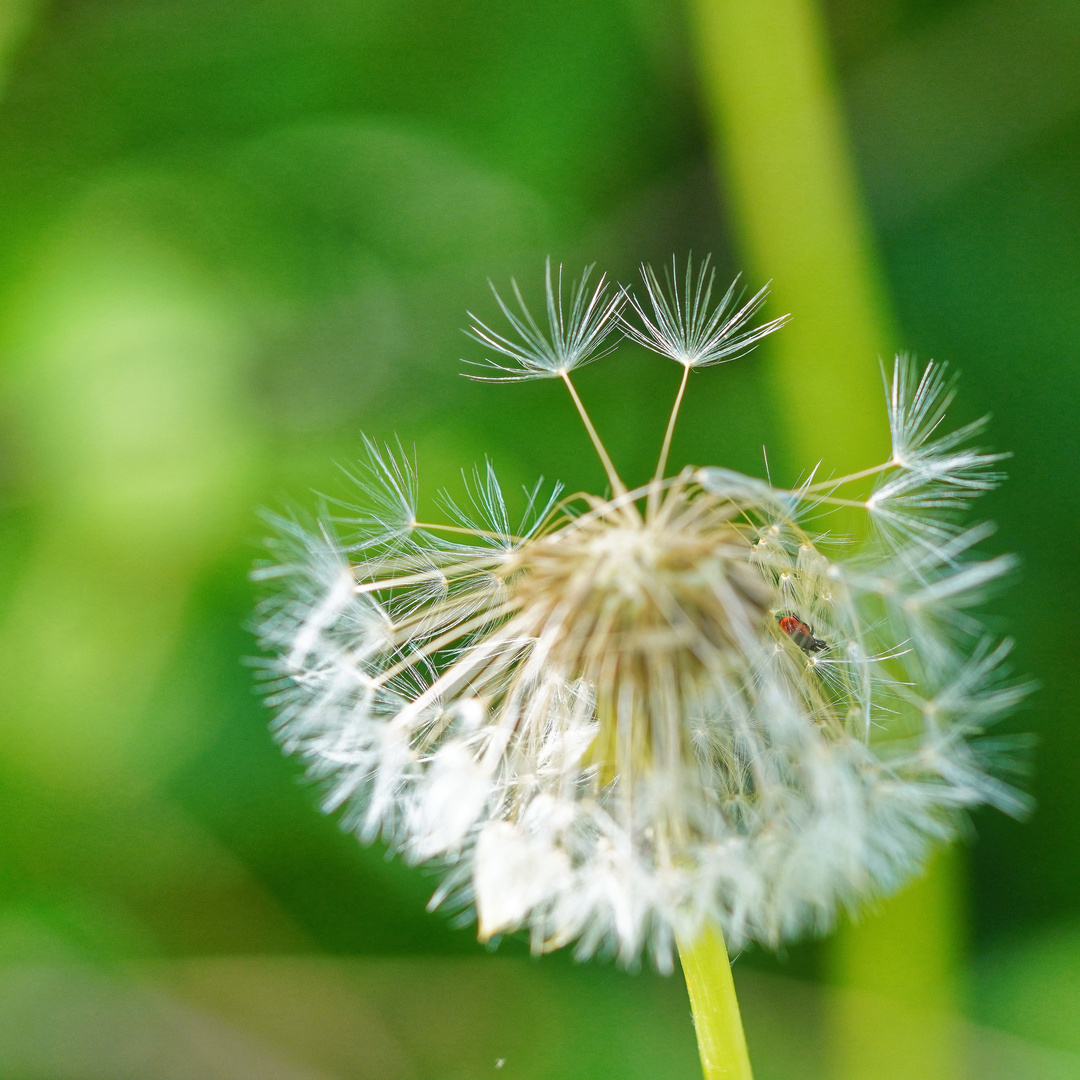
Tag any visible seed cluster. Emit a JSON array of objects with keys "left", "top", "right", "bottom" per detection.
[{"left": 257, "top": 259, "right": 1025, "bottom": 967}]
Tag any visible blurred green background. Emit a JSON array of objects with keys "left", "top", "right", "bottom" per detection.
[{"left": 0, "top": 0, "right": 1079, "bottom": 1077}]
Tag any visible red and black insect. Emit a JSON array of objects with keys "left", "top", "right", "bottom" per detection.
[{"left": 776, "top": 613, "right": 828, "bottom": 654}]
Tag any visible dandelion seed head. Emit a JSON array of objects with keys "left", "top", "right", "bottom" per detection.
[{"left": 256, "top": 260, "right": 1027, "bottom": 970}]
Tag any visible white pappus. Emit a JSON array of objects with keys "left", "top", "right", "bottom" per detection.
[{"left": 255, "top": 256, "right": 1028, "bottom": 971}]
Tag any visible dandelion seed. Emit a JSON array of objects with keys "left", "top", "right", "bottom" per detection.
[
  {"left": 255, "top": 259, "right": 1026, "bottom": 975},
  {"left": 621, "top": 254, "right": 790, "bottom": 370},
  {"left": 464, "top": 258, "right": 624, "bottom": 382}
]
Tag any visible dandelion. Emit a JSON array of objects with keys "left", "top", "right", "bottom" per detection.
[{"left": 255, "top": 260, "right": 1026, "bottom": 1080}]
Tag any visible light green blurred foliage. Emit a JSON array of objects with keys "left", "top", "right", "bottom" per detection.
[
  {"left": 0, "top": 955, "right": 1076, "bottom": 1080},
  {"left": 974, "top": 918, "right": 1080, "bottom": 1058},
  {"left": 0, "top": 196, "right": 256, "bottom": 784}
]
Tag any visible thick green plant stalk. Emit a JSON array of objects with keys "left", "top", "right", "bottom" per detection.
[
  {"left": 686, "top": 0, "right": 890, "bottom": 468},
  {"left": 829, "top": 850, "right": 963, "bottom": 1080},
  {"left": 678, "top": 923, "right": 754, "bottom": 1080},
  {"left": 685, "top": 1, "right": 961, "bottom": 1077}
]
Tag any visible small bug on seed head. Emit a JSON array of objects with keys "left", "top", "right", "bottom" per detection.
[{"left": 777, "top": 613, "right": 828, "bottom": 654}]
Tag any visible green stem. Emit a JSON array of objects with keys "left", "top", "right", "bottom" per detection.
[
  {"left": 678, "top": 921, "right": 754, "bottom": 1080},
  {"left": 685, "top": 0, "right": 892, "bottom": 472},
  {"left": 828, "top": 849, "right": 963, "bottom": 1080},
  {"left": 686, "top": 3, "right": 961, "bottom": 1078}
]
